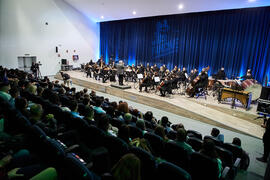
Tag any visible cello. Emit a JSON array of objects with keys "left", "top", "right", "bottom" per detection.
[{"left": 186, "top": 66, "right": 210, "bottom": 96}]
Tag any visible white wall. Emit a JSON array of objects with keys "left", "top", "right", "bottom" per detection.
[{"left": 0, "top": 0, "right": 100, "bottom": 76}]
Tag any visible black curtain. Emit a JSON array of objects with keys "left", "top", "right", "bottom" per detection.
[{"left": 100, "top": 6, "right": 270, "bottom": 83}]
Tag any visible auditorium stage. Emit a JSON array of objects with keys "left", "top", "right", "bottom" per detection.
[{"left": 55, "top": 71, "right": 264, "bottom": 139}]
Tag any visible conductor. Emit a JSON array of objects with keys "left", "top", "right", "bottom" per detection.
[{"left": 117, "top": 60, "right": 125, "bottom": 85}]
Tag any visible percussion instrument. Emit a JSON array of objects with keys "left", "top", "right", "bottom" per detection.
[
  {"left": 219, "top": 88, "right": 252, "bottom": 109},
  {"left": 241, "top": 79, "right": 262, "bottom": 101}
]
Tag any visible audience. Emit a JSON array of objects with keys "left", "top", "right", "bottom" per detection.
[
  {"left": 0, "top": 66, "right": 253, "bottom": 180},
  {"left": 232, "top": 137, "right": 250, "bottom": 170}
]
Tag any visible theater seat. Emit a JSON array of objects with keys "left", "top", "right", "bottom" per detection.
[
  {"left": 110, "top": 118, "right": 123, "bottom": 129},
  {"left": 103, "top": 135, "right": 129, "bottom": 166},
  {"left": 156, "top": 161, "right": 191, "bottom": 180},
  {"left": 167, "top": 130, "right": 177, "bottom": 140},
  {"left": 187, "top": 130, "right": 202, "bottom": 140},
  {"left": 162, "top": 141, "right": 190, "bottom": 171},
  {"left": 190, "top": 152, "right": 230, "bottom": 180},
  {"left": 63, "top": 153, "right": 101, "bottom": 180},
  {"left": 128, "top": 125, "right": 143, "bottom": 139},
  {"left": 187, "top": 137, "right": 203, "bottom": 151},
  {"left": 129, "top": 146, "right": 156, "bottom": 180},
  {"left": 143, "top": 132, "right": 164, "bottom": 157}
]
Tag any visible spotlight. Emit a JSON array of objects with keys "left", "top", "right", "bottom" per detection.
[
  {"left": 178, "top": 4, "right": 184, "bottom": 10},
  {"left": 248, "top": 0, "right": 256, "bottom": 2},
  {"left": 101, "top": 16, "right": 104, "bottom": 19},
  {"left": 132, "top": 11, "right": 136, "bottom": 15}
]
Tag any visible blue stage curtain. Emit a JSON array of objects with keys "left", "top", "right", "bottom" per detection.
[{"left": 100, "top": 7, "right": 270, "bottom": 84}]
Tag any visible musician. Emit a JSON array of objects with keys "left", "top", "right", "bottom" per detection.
[
  {"left": 216, "top": 67, "right": 226, "bottom": 80},
  {"left": 189, "top": 69, "right": 196, "bottom": 82},
  {"left": 117, "top": 60, "right": 125, "bottom": 85},
  {"left": 85, "top": 63, "right": 92, "bottom": 78},
  {"left": 241, "top": 69, "right": 253, "bottom": 80},
  {"left": 137, "top": 64, "right": 145, "bottom": 74},
  {"left": 125, "top": 66, "right": 133, "bottom": 82},
  {"left": 89, "top": 59, "right": 94, "bottom": 66},
  {"left": 93, "top": 64, "right": 100, "bottom": 80},
  {"left": 181, "top": 67, "right": 188, "bottom": 81},
  {"left": 146, "top": 63, "right": 151, "bottom": 72},
  {"left": 97, "top": 56, "right": 104, "bottom": 66},
  {"left": 193, "top": 68, "right": 209, "bottom": 96},
  {"left": 159, "top": 77, "right": 172, "bottom": 97},
  {"left": 153, "top": 64, "right": 159, "bottom": 72},
  {"left": 139, "top": 73, "right": 151, "bottom": 92},
  {"left": 100, "top": 66, "right": 110, "bottom": 83},
  {"left": 172, "top": 66, "right": 178, "bottom": 74},
  {"left": 194, "top": 69, "right": 198, "bottom": 77},
  {"left": 108, "top": 57, "right": 114, "bottom": 66}
]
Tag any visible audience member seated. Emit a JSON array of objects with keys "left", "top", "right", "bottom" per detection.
[
  {"left": 97, "top": 113, "right": 116, "bottom": 136},
  {"left": 0, "top": 82, "right": 11, "bottom": 102},
  {"left": 15, "top": 97, "right": 31, "bottom": 118},
  {"left": 211, "top": 128, "right": 224, "bottom": 143},
  {"left": 159, "top": 116, "right": 172, "bottom": 133},
  {"left": 199, "top": 139, "right": 223, "bottom": 178},
  {"left": 154, "top": 125, "right": 168, "bottom": 142},
  {"left": 232, "top": 137, "right": 250, "bottom": 170},
  {"left": 93, "top": 98, "right": 106, "bottom": 114},
  {"left": 174, "top": 128, "right": 194, "bottom": 155},
  {"left": 117, "top": 125, "right": 131, "bottom": 144},
  {"left": 68, "top": 100, "right": 83, "bottom": 118},
  {"left": 111, "top": 153, "right": 141, "bottom": 180},
  {"left": 136, "top": 119, "right": 147, "bottom": 135}
]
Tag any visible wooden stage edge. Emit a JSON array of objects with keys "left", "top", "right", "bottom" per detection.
[{"left": 55, "top": 74, "right": 261, "bottom": 139}]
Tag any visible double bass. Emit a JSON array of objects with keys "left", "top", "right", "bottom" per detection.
[{"left": 186, "top": 66, "right": 210, "bottom": 96}]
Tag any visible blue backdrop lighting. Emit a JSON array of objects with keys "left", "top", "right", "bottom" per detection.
[{"left": 100, "top": 7, "right": 270, "bottom": 83}]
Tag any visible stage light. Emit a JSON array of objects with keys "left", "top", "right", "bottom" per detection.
[
  {"left": 248, "top": 0, "right": 256, "bottom": 2},
  {"left": 132, "top": 11, "right": 137, "bottom": 15},
  {"left": 178, "top": 4, "right": 184, "bottom": 10},
  {"left": 101, "top": 16, "right": 104, "bottom": 19}
]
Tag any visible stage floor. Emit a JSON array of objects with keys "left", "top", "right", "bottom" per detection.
[{"left": 56, "top": 71, "right": 264, "bottom": 139}]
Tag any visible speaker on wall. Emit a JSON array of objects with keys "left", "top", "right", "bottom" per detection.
[
  {"left": 61, "top": 59, "right": 67, "bottom": 65},
  {"left": 56, "top": 46, "right": 58, "bottom": 53}
]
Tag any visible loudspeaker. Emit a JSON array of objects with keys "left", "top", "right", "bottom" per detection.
[
  {"left": 56, "top": 46, "right": 58, "bottom": 53},
  {"left": 61, "top": 59, "right": 67, "bottom": 65},
  {"left": 259, "top": 87, "right": 270, "bottom": 100}
]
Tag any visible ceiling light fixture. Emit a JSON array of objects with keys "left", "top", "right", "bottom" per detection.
[
  {"left": 132, "top": 11, "right": 136, "bottom": 15},
  {"left": 101, "top": 16, "right": 104, "bottom": 19},
  {"left": 248, "top": 0, "right": 256, "bottom": 2},
  {"left": 178, "top": 4, "right": 184, "bottom": 10}
]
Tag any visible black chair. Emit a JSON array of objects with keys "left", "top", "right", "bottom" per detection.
[
  {"left": 187, "top": 137, "right": 203, "bottom": 151},
  {"left": 110, "top": 118, "right": 124, "bottom": 129},
  {"left": 204, "top": 135, "right": 222, "bottom": 146},
  {"left": 143, "top": 132, "right": 164, "bottom": 157},
  {"left": 215, "top": 146, "right": 240, "bottom": 179},
  {"left": 162, "top": 141, "right": 190, "bottom": 171},
  {"left": 82, "top": 125, "right": 106, "bottom": 148},
  {"left": 129, "top": 147, "right": 156, "bottom": 180},
  {"left": 62, "top": 153, "right": 101, "bottom": 180},
  {"left": 128, "top": 125, "right": 143, "bottom": 139},
  {"left": 156, "top": 161, "right": 191, "bottom": 180},
  {"left": 190, "top": 152, "right": 230, "bottom": 180},
  {"left": 187, "top": 130, "right": 202, "bottom": 140},
  {"left": 103, "top": 135, "right": 129, "bottom": 166},
  {"left": 167, "top": 130, "right": 177, "bottom": 140},
  {"left": 222, "top": 143, "right": 243, "bottom": 163}
]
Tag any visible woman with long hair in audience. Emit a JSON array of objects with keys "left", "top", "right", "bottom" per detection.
[{"left": 111, "top": 153, "right": 141, "bottom": 180}]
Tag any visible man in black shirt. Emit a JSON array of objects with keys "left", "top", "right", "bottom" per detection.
[
  {"left": 139, "top": 73, "right": 151, "bottom": 92},
  {"left": 216, "top": 67, "right": 226, "bottom": 80}
]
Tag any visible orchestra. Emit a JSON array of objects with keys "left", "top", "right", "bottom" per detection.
[{"left": 82, "top": 58, "right": 261, "bottom": 108}]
